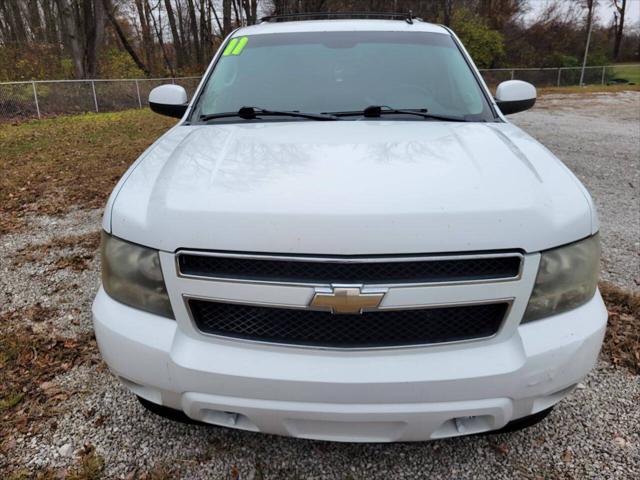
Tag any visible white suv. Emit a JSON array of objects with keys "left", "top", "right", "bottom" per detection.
[{"left": 93, "top": 16, "right": 607, "bottom": 442}]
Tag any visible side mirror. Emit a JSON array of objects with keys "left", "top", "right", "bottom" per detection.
[
  {"left": 149, "top": 84, "right": 188, "bottom": 118},
  {"left": 495, "top": 80, "right": 536, "bottom": 115}
]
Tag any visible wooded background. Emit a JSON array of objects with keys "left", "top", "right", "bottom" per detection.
[{"left": 0, "top": 1, "right": 637, "bottom": 81}]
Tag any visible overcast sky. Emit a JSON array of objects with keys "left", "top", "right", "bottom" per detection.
[{"left": 525, "top": 0, "right": 640, "bottom": 26}]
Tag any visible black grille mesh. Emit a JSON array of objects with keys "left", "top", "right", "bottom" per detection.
[
  {"left": 179, "top": 254, "right": 521, "bottom": 284},
  {"left": 188, "top": 300, "right": 508, "bottom": 348}
]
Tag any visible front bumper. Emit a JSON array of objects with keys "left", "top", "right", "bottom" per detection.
[{"left": 92, "top": 288, "right": 607, "bottom": 442}]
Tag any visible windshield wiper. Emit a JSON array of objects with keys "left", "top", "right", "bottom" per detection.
[
  {"left": 329, "top": 105, "right": 468, "bottom": 122},
  {"left": 200, "top": 106, "right": 338, "bottom": 122}
]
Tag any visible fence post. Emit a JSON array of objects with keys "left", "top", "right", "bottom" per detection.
[
  {"left": 135, "top": 79, "right": 142, "bottom": 108},
  {"left": 510, "top": 69, "right": 515, "bottom": 80},
  {"left": 91, "top": 80, "right": 98, "bottom": 112},
  {"left": 32, "top": 81, "right": 41, "bottom": 119},
  {"left": 557, "top": 68, "right": 562, "bottom": 87},
  {"left": 601, "top": 66, "right": 606, "bottom": 85}
]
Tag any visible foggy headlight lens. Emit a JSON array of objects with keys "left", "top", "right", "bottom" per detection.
[
  {"left": 523, "top": 234, "right": 600, "bottom": 323},
  {"left": 101, "top": 232, "right": 174, "bottom": 318}
]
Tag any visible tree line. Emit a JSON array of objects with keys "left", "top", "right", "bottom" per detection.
[{"left": 0, "top": 0, "right": 637, "bottom": 81}]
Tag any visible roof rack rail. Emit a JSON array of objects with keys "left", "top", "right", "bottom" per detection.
[{"left": 260, "top": 11, "right": 420, "bottom": 25}]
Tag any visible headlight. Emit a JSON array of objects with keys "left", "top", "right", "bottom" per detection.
[
  {"left": 522, "top": 234, "right": 600, "bottom": 323},
  {"left": 101, "top": 232, "right": 174, "bottom": 318}
]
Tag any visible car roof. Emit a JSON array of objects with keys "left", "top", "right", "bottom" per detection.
[{"left": 236, "top": 19, "right": 450, "bottom": 36}]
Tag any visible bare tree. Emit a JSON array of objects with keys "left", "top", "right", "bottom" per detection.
[
  {"left": 42, "top": 0, "right": 61, "bottom": 44},
  {"left": 242, "top": 0, "right": 258, "bottom": 24},
  {"left": 165, "top": 0, "right": 185, "bottom": 67},
  {"left": 7, "top": 1, "right": 28, "bottom": 43},
  {"left": 27, "top": 0, "right": 45, "bottom": 42},
  {"left": 55, "top": 0, "right": 84, "bottom": 77},
  {"left": 612, "top": 0, "right": 626, "bottom": 61},
  {"left": 210, "top": 0, "right": 224, "bottom": 37},
  {"left": 442, "top": 0, "right": 454, "bottom": 26},
  {"left": 103, "top": 0, "right": 151, "bottom": 76},
  {"left": 185, "top": 0, "right": 201, "bottom": 63},
  {"left": 223, "top": 0, "right": 232, "bottom": 35},
  {"left": 134, "top": 0, "right": 155, "bottom": 71},
  {"left": 150, "top": 0, "right": 176, "bottom": 75}
]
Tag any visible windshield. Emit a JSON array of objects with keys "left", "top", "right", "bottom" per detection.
[{"left": 190, "top": 31, "right": 495, "bottom": 122}]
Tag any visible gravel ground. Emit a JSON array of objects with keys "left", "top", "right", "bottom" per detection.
[
  {"left": 1, "top": 92, "right": 639, "bottom": 478},
  {"left": 511, "top": 91, "right": 640, "bottom": 290}
]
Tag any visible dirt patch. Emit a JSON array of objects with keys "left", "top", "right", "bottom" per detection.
[
  {"left": 0, "top": 110, "right": 175, "bottom": 235},
  {"left": 600, "top": 282, "right": 640, "bottom": 375}
]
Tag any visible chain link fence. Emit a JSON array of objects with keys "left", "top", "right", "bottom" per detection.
[
  {"left": 478, "top": 65, "right": 639, "bottom": 90},
  {"left": 0, "top": 77, "right": 201, "bottom": 123},
  {"left": 0, "top": 65, "right": 638, "bottom": 123}
]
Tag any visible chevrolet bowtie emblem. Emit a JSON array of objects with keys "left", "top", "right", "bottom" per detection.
[{"left": 310, "top": 287, "right": 385, "bottom": 314}]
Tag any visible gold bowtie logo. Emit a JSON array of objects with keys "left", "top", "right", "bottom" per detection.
[{"left": 310, "top": 287, "right": 385, "bottom": 314}]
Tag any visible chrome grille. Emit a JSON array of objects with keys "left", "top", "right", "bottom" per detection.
[{"left": 178, "top": 253, "right": 522, "bottom": 285}]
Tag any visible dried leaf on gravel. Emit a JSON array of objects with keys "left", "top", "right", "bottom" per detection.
[
  {"left": 137, "top": 463, "right": 180, "bottom": 480},
  {"left": 22, "top": 303, "right": 58, "bottom": 323},
  {"left": 492, "top": 443, "right": 510, "bottom": 455},
  {"left": 51, "top": 253, "right": 94, "bottom": 272},
  {"left": 600, "top": 282, "right": 640, "bottom": 375},
  {"left": 12, "top": 231, "right": 102, "bottom": 274},
  {"left": 67, "top": 444, "right": 105, "bottom": 480},
  {"left": 561, "top": 449, "right": 573, "bottom": 463},
  {"left": 0, "top": 322, "right": 99, "bottom": 442}
]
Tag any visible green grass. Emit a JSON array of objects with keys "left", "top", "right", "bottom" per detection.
[
  {"left": 0, "top": 109, "right": 175, "bottom": 234},
  {"left": 538, "top": 84, "right": 640, "bottom": 94},
  {"left": 611, "top": 63, "right": 640, "bottom": 84}
]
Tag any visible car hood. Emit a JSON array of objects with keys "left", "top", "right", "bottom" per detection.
[{"left": 106, "top": 121, "right": 596, "bottom": 254}]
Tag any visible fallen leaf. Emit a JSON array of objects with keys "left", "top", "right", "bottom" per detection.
[
  {"left": 39, "top": 381, "right": 56, "bottom": 391},
  {"left": 493, "top": 443, "right": 509, "bottom": 455},
  {"left": 561, "top": 449, "right": 573, "bottom": 463},
  {"left": 230, "top": 465, "right": 240, "bottom": 479}
]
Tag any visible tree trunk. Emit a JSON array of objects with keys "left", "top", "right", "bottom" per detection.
[
  {"left": 186, "top": 0, "right": 201, "bottom": 64},
  {"left": 7, "top": 0, "right": 29, "bottom": 43},
  {"left": 85, "top": 0, "right": 105, "bottom": 78},
  {"left": 55, "top": 0, "right": 84, "bottom": 77},
  {"left": 613, "top": 0, "right": 626, "bottom": 61},
  {"left": 27, "top": 0, "right": 44, "bottom": 42},
  {"left": 209, "top": 0, "right": 224, "bottom": 38},
  {"left": 150, "top": 1, "right": 175, "bottom": 76},
  {"left": 199, "top": 0, "right": 209, "bottom": 61},
  {"left": 247, "top": 0, "right": 256, "bottom": 22},
  {"left": 102, "top": 0, "right": 150, "bottom": 76},
  {"left": 223, "top": 0, "right": 232, "bottom": 35},
  {"left": 232, "top": 0, "right": 241, "bottom": 25},
  {"left": 0, "top": 1, "right": 16, "bottom": 42},
  {"left": 176, "top": 1, "right": 189, "bottom": 59},
  {"left": 250, "top": 0, "right": 258, "bottom": 24},
  {"left": 165, "top": 0, "right": 184, "bottom": 68},
  {"left": 442, "top": 0, "right": 454, "bottom": 26},
  {"left": 134, "top": 0, "right": 154, "bottom": 72},
  {"left": 42, "top": 0, "right": 60, "bottom": 45}
]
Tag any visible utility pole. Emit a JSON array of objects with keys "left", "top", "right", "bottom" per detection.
[{"left": 579, "top": 2, "right": 595, "bottom": 86}]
